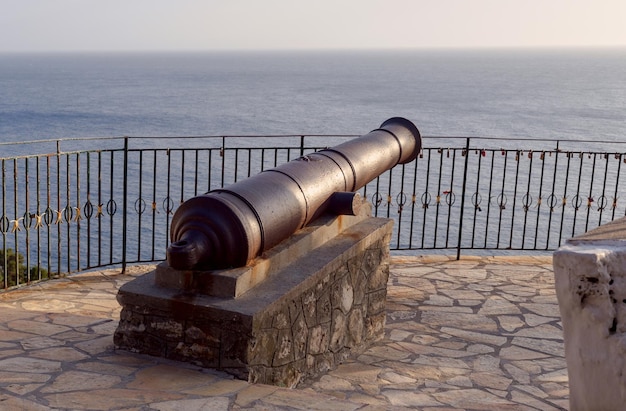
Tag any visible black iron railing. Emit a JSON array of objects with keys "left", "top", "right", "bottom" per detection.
[{"left": 2, "top": 134, "right": 625, "bottom": 290}]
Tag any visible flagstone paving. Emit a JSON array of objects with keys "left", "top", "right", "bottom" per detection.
[{"left": 0, "top": 255, "right": 567, "bottom": 410}]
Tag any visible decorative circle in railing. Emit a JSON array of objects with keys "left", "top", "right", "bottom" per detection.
[
  {"left": 396, "top": 192, "right": 407, "bottom": 213},
  {"left": 396, "top": 192, "right": 407, "bottom": 206},
  {"left": 0, "top": 215, "right": 9, "bottom": 234},
  {"left": 43, "top": 207, "right": 54, "bottom": 226},
  {"left": 22, "top": 212, "right": 34, "bottom": 230},
  {"left": 134, "top": 198, "right": 147, "bottom": 215},
  {"left": 444, "top": 191, "right": 456, "bottom": 206},
  {"left": 421, "top": 192, "right": 431, "bottom": 209},
  {"left": 471, "top": 192, "right": 482, "bottom": 211},
  {"left": 106, "top": 199, "right": 117, "bottom": 216},
  {"left": 371, "top": 192, "right": 383, "bottom": 207},
  {"left": 572, "top": 195, "right": 583, "bottom": 211},
  {"left": 597, "top": 195, "right": 608, "bottom": 211},
  {"left": 547, "top": 194, "right": 558, "bottom": 211},
  {"left": 63, "top": 205, "right": 74, "bottom": 222},
  {"left": 163, "top": 197, "right": 175, "bottom": 214},
  {"left": 83, "top": 201, "right": 94, "bottom": 219},
  {"left": 522, "top": 193, "right": 533, "bottom": 212},
  {"left": 497, "top": 193, "right": 508, "bottom": 210}
]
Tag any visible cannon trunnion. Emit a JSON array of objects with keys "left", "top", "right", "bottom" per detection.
[{"left": 166, "top": 117, "right": 421, "bottom": 270}]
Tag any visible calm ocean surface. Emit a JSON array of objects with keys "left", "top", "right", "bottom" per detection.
[
  {"left": 1, "top": 48, "right": 625, "bottom": 147},
  {"left": 1, "top": 48, "right": 626, "bottom": 270}
]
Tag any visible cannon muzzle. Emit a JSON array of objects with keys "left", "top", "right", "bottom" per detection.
[{"left": 167, "top": 117, "right": 421, "bottom": 270}]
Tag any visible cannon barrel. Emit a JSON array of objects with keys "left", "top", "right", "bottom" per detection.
[{"left": 167, "top": 117, "right": 421, "bottom": 270}]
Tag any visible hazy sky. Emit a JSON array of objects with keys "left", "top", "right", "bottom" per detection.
[{"left": 2, "top": 0, "right": 625, "bottom": 52}]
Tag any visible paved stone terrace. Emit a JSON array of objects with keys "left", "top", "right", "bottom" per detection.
[{"left": 0, "top": 255, "right": 568, "bottom": 410}]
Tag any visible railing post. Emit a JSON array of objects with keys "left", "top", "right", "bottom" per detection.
[
  {"left": 456, "top": 138, "right": 471, "bottom": 260},
  {"left": 122, "top": 137, "right": 129, "bottom": 274},
  {"left": 300, "top": 135, "right": 305, "bottom": 157}
]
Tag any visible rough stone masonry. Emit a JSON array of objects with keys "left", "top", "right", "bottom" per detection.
[{"left": 114, "top": 208, "right": 393, "bottom": 387}]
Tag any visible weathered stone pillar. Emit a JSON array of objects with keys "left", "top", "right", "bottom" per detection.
[
  {"left": 553, "top": 217, "right": 626, "bottom": 410},
  {"left": 114, "top": 202, "right": 392, "bottom": 387}
]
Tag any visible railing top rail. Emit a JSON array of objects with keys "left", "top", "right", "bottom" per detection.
[
  {"left": 1, "top": 134, "right": 623, "bottom": 146},
  {"left": 1, "top": 134, "right": 624, "bottom": 161},
  {"left": 0, "top": 135, "right": 127, "bottom": 147}
]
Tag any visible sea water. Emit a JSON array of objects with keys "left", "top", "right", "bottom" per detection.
[{"left": 1, "top": 48, "right": 624, "bottom": 145}]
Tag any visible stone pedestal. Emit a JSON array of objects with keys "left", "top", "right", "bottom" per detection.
[
  {"left": 553, "top": 217, "right": 626, "bottom": 410},
  {"left": 114, "top": 205, "right": 392, "bottom": 387}
]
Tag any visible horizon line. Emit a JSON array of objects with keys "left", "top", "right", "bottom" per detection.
[{"left": 1, "top": 44, "right": 626, "bottom": 55}]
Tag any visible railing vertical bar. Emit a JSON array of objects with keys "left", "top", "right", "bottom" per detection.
[
  {"left": 35, "top": 156, "right": 42, "bottom": 281},
  {"left": 484, "top": 150, "right": 496, "bottom": 248},
  {"left": 56, "top": 142, "right": 61, "bottom": 276},
  {"left": 234, "top": 149, "right": 239, "bottom": 183},
  {"left": 165, "top": 148, "right": 172, "bottom": 248},
  {"left": 221, "top": 137, "right": 226, "bottom": 187},
  {"left": 433, "top": 149, "right": 444, "bottom": 247},
  {"left": 521, "top": 152, "right": 533, "bottom": 248},
  {"left": 46, "top": 155, "right": 51, "bottom": 276},
  {"left": 75, "top": 153, "right": 81, "bottom": 270},
  {"left": 86, "top": 152, "right": 91, "bottom": 268},
  {"left": 558, "top": 150, "right": 572, "bottom": 246},
  {"left": 395, "top": 163, "right": 406, "bottom": 248},
  {"left": 207, "top": 148, "right": 213, "bottom": 192},
  {"left": 180, "top": 150, "right": 185, "bottom": 204},
  {"left": 194, "top": 149, "right": 199, "bottom": 196},
  {"left": 151, "top": 150, "right": 158, "bottom": 261},
  {"left": 386, "top": 164, "right": 393, "bottom": 219},
  {"left": 421, "top": 149, "right": 432, "bottom": 249},
  {"left": 445, "top": 148, "right": 456, "bottom": 248},
  {"left": 571, "top": 153, "right": 584, "bottom": 237},
  {"left": 470, "top": 148, "right": 484, "bottom": 248},
  {"left": 12, "top": 159, "right": 19, "bottom": 286},
  {"left": 122, "top": 137, "right": 129, "bottom": 274},
  {"left": 546, "top": 147, "right": 560, "bottom": 249},
  {"left": 611, "top": 153, "right": 622, "bottom": 221},
  {"left": 137, "top": 150, "right": 144, "bottom": 261},
  {"left": 533, "top": 150, "right": 547, "bottom": 250},
  {"left": 508, "top": 148, "right": 522, "bottom": 249},
  {"left": 97, "top": 151, "right": 103, "bottom": 267},
  {"left": 1, "top": 159, "right": 6, "bottom": 289},
  {"left": 585, "top": 154, "right": 597, "bottom": 233},
  {"left": 456, "top": 138, "right": 471, "bottom": 259},
  {"left": 65, "top": 154, "right": 71, "bottom": 272},
  {"left": 109, "top": 151, "right": 115, "bottom": 266},
  {"left": 179, "top": 149, "right": 187, "bottom": 204},
  {"left": 598, "top": 153, "right": 610, "bottom": 226},
  {"left": 495, "top": 151, "right": 508, "bottom": 247},
  {"left": 247, "top": 149, "right": 252, "bottom": 178},
  {"left": 24, "top": 157, "right": 31, "bottom": 282},
  {"left": 407, "top": 153, "right": 420, "bottom": 250}
]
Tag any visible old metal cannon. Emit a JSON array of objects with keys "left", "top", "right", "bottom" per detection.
[{"left": 167, "top": 117, "right": 421, "bottom": 270}]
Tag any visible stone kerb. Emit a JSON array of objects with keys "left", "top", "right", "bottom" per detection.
[
  {"left": 115, "top": 207, "right": 393, "bottom": 388},
  {"left": 553, "top": 216, "right": 626, "bottom": 411}
]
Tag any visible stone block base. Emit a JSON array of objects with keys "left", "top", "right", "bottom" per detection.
[
  {"left": 114, "top": 214, "right": 392, "bottom": 387},
  {"left": 554, "top": 217, "right": 626, "bottom": 410}
]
